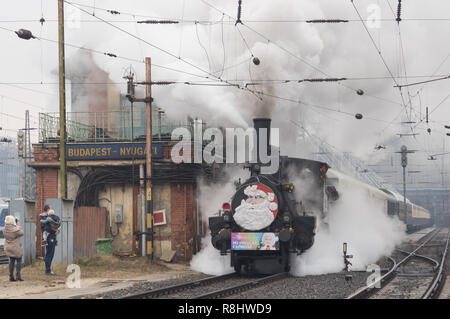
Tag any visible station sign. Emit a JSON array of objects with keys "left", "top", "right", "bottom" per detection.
[{"left": 66, "top": 143, "right": 163, "bottom": 160}]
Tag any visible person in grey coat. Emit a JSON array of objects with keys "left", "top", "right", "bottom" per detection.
[{"left": 3, "top": 215, "right": 24, "bottom": 282}]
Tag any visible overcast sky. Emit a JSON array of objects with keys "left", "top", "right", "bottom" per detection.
[{"left": 0, "top": 0, "right": 449, "bottom": 185}]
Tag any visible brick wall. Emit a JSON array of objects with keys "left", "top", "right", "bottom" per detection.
[
  {"left": 35, "top": 168, "right": 59, "bottom": 256},
  {"left": 33, "top": 145, "right": 60, "bottom": 256},
  {"left": 170, "top": 183, "right": 196, "bottom": 261},
  {"left": 34, "top": 146, "right": 58, "bottom": 162}
]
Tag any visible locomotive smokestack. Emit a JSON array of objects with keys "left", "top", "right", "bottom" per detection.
[{"left": 253, "top": 118, "right": 271, "bottom": 163}]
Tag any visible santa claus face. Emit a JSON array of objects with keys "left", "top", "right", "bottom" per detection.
[
  {"left": 233, "top": 183, "right": 278, "bottom": 231},
  {"left": 261, "top": 233, "right": 276, "bottom": 247}
]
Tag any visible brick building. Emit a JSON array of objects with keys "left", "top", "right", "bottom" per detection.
[
  {"left": 30, "top": 50, "right": 213, "bottom": 261},
  {"left": 30, "top": 135, "right": 211, "bottom": 261}
]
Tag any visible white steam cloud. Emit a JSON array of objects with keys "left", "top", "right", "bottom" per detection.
[
  {"left": 190, "top": 166, "right": 249, "bottom": 275},
  {"left": 191, "top": 166, "right": 407, "bottom": 277},
  {"left": 292, "top": 170, "right": 407, "bottom": 276}
]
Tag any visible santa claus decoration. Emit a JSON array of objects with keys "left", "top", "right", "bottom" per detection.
[{"left": 233, "top": 183, "right": 279, "bottom": 231}]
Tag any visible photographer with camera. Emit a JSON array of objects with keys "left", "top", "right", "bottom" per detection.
[{"left": 3, "top": 215, "right": 24, "bottom": 282}]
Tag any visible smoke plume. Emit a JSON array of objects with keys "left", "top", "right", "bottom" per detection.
[
  {"left": 291, "top": 169, "right": 407, "bottom": 275},
  {"left": 190, "top": 166, "right": 249, "bottom": 275}
]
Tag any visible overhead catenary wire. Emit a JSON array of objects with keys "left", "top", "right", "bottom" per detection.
[
  {"left": 64, "top": 1, "right": 253, "bottom": 91},
  {"left": 385, "top": 0, "right": 416, "bottom": 132},
  {"left": 0, "top": 1, "right": 427, "bottom": 114},
  {"left": 195, "top": 21, "right": 213, "bottom": 72},
  {"left": 350, "top": 1, "right": 404, "bottom": 90},
  {"left": 198, "top": 0, "right": 406, "bottom": 109},
  {"left": 0, "top": 24, "right": 248, "bottom": 87},
  {"left": 350, "top": 0, "right": 418, "bottom": 140},
  {"left": 60, "top": 0, "right": 424, "bottom": 125},
  {"left": 394, "top": 75, "right": 450, "bottom": 88},
  {"left": 0, "top": 94, "right": 45, "bottom": 111},
  {"left": 64, "top": 0, "right": 377, "bottom": 119},
  {"left": 2, "top": 0, "right": 445, "bottom": 162}
]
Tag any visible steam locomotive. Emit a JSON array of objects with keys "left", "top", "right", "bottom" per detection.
[{"left": 208, "top": 118, "right": 432, "bottom": 274}]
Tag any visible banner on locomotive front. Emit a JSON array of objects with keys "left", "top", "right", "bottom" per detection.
[{"left": 231, "top": 232, "right": 280, "bottom": 251}]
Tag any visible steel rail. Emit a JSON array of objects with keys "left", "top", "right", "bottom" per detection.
[
  {"left": 422, "top": 230, "right": 450, "bottom": 299},
  {"left": 193, "top": 272, "right": 289, "bottom": 299},
  {"left": 119, "top": 272, "right": 236, "bottom": 299},
  {"left": 347, "top": 228, "right": 442, "bottom": 299},
  {"left": 395, "top": 248, "right": 440, "bottom": 270}
]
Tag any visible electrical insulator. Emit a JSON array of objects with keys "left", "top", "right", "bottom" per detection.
[
  {"left": 236, "top": 0, "right": 243, "bottom": 25},
  {"left": 396, "top": 0, "right": 402, "bottom": 23},
  {"left": 355, "top": 113, "right": 363, "bottom": 120},
  {"left": 15, "top": 29, "right": 36, "bottom": 40},
  {"left": 252, "top": 57, "right": 260, "bottom": 65}
]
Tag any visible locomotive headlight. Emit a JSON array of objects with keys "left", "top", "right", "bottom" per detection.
[{"left": 283, "top": 214, "right": 291, "bottom": 223}]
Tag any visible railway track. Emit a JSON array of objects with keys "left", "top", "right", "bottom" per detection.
[
  {"left": 120, "top": 272, "right": 289, "bottom": 299},
  {"left": 348, "top": 228, "right": 450, "bottom": 299}
]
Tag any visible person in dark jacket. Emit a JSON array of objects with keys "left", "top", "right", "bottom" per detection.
[
  {"left": 41, "top": 210, "right": 60, "bottom": 275},
  {"left": 3, "top": 215, "right": 24, "bottom": 282}
]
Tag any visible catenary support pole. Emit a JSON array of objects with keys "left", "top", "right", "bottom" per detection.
[
  {"left": 145, "top": 57, "right": 153, "bottom": 260},
  {"left": 140, "top": 164, "right": 146, "bottom": 256},
  {"left": 58, "top": 0, "right": 67, "bottom": 199}
]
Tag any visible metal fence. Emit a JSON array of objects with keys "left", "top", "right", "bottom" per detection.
[{"left": 39, "top": 111, "right": 196, "bottom": 143}]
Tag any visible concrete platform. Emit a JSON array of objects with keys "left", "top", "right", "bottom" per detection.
[
  {"left": 6, "top": 263, "right": 197, "bottom": 299},
  {"left": 405, "top": 227, "right": 436, "bottom": 243}
]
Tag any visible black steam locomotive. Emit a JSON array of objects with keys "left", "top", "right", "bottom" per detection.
[
  {"left": 208, "top": 118, "right": 329, "bottom": 274},
  {"left": 208, "top": 119, "right": 432, "bottom": 274}
]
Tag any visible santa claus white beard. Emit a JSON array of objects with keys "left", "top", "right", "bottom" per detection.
[{"left": 233, "top": 200, "right": 275, "bottom": 231}]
